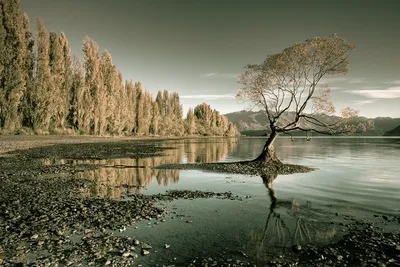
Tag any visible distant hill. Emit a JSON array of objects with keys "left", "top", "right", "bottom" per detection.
[
  {"left": 384, "top": 125, "right": 400, "bottom": 136},
  {"left": 225, "top": 110, "right": 400, "bottom": 136}
]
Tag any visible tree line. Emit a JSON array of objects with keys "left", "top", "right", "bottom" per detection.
[{"left": 0, "top": 0, "right": 238, "bottom": 137}]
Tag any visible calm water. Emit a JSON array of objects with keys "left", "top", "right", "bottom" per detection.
[{"left": 44, "top": 137, "right": 400, "bottom": 265}]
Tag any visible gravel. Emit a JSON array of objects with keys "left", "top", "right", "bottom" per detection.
[{"left": 0, "top": 136, "right": 398, "bottom": 266}]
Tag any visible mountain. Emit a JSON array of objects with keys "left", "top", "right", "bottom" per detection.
[
  {"left": 225, "top": 110, "right": 400, "bottom": 136},
  {"left": 384, "top": 125, "right": 400, "bottom": 136}
]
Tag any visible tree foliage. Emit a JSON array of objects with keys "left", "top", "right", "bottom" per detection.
[
  {"left": 0, "top": 0, "right": 239, "bottom": 137},
  {"left": 238, "top": 34, "right": 373, "bottom": 144},
  {"left": 193, "top": 103, "right": 238, "bottom": 136},
  {"left": 32, "top": 19, "right": 54, "bottom": 132},
  {"left": 0, "top": 0, "right": 26, "bottom": 131}
]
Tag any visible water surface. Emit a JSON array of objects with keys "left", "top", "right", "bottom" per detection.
[{"left": 44, "top": 137, "right": 400, "bottom": 265}]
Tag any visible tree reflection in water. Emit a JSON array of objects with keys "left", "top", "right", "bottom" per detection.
[
  {"left": 245, "top": 174, "right": 337, "bottom": 263},
  {"left": 41, "top": 138, "right": 238, "bottom": 199},
  {"left": 260, "top": 174, "right": 290, "bottom": 247}
]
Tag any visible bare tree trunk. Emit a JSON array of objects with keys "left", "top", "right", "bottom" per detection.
[
  {"left": 261, "top": 174, "right": 278, "bottom": 211},
  {"left": 253, "top": 130, "right": 281, "bottom": 164}
]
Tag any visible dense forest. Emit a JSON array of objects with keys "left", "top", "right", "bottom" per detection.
[{"left": 0, "top": 0, "right": 238, "bottom": 137}]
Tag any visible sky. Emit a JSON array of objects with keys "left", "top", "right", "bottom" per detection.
[{"left": 20, "top": 0, "right": 400, "bottom": 118}]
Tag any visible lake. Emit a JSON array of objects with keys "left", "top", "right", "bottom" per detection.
[{"left": 43, "top": 137, "right": 400, "bottom": 265}]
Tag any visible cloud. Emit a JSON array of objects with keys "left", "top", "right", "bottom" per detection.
[
  {"left": 320, "top": 77, "right": 365, "bottom": 84},
  {"left": 202, "top": 72, "right": 239, "bottom": 79},
  {"left": 329, "top": 86, "right": 341, "bottom": 90},
  {"left": 346, "top": 86, "right": 400, "bottom": 99},
  {"left": 192, "top": 89, "right": 214, "bottom": 93},
  {"left": 180, "top": 94, "right": 236, "bottom": 100},
  {"left": 350, "top": 99, "right": 377, "bottom": 105},
  {"left": 361, "top": 86, "right": 380, "bottom": 90},
  {"left": 204, "top": 72, "right": 218, "bottom": 77},
  {"left": 321, "top": 77, "right": 348, "bottom": 83},
  {"left": 348, "top": 78, "right": 365, "bottom": 84},
  {"left": 384, "top": 80, "right": 400, "bottom": 85}
]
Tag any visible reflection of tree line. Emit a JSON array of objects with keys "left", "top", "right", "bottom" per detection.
[
  {"left": 79, "top": 158, "right": 182, "bottom": 199},
  {"left": 42, "top": 139, "right": 238, "bottom": 199},
  {"left": 185, "top": 139, "right": 237, "bottom": 163},
  {"left": 243, "top": 174, "right": 337, "bottom": 263}
]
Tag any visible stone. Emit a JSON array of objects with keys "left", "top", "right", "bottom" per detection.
[
  {"left": 141, "top": 243, "right": 152, "bottom": 249},
  {"left": 84, "top": 229, "right": 93, "bottom": 235},
  {"left": 292, "top": 244, "right": 302, "bottom": 252},
  {"left": 56, "top": 229, "right": 65, "bottom": 236},
  {"left": 31, "top": 234, "right": 39, "bottom": 239},
  {"left": 142, "top": 249, "right": 150, "bottom": 255}
]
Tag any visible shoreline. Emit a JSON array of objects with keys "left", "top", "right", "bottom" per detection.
[{"left": 0, "top": 136, "right": 398, "bottom": 266}]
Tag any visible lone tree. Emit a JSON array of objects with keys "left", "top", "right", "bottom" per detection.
[{"left": 237, "top": 34, "right": 373, "bottom": 165}]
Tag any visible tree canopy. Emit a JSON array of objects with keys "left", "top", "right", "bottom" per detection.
[
  {"left": 238, "top": 34, "right": 373, "bottom": 139},
  {"left": 237, "top": 34, "right": 373, "bottom": 163}
]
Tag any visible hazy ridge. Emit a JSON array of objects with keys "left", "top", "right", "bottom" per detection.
[{"left": 225, "top": 110, "right": 400, "bottom": 136}]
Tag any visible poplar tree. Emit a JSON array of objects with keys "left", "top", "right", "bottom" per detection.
[
  {"left": 72, "top": 56, "right": 91, "bottom": 133},
  {"left": 150, "top": 101, "right": 159, "bottom": 135},
  {"left": 155, "top": 91, "right": 163, "bottom": 116},
  {"left": 141, "top": 91, "right": 153, "bottom": 135},
  {"left": 0, "top": 0, "right": 26, "bottom": 131},
  {"left": 82, "top": 36, "right": 101, "bottom": 134},
  {"left": 194, "top": 103, "right": 212, "bottom": 135},
  {"left": 31, "top": 19, "right": 54, "bottom": 132},
  {"left": 191, "top": 103, "right": 237, "bottom": 136},
  {"left": 20, "top": 13, "right": 35, "bottom": 128},
  {"left": 49, "top": 31, "right": 68, "bottom": 130},
  {"left": 99, "top": 50, "right": 114, "bottom": 134},
  {"left": 120, "top": 74, "right": 130, "bottom": 134},
  {"left": 135, "top": 82, "right": 144, "bottom": 135},
  {"left": 162, "top": 90, "right": 169, "bottom": 117},
  {"left": 158, "top": 90, "right": 170, "bottom": 135},
  {"left": 155, "top": 90, "right": 166, "bottom": 135},
  {"left": 185, "top": 108, "right": 196, "bottom": 135},
  {"left": 59, "top": 32, "right": 73, "bottom": 128},
  {"left": 0, "top": 3, "right": 5, "bottom": 128},
  {"left": 113, "top": 70, "right": 126, "bottom": 134},
  {"left": 125, "top": 80, "right": 136, "bottom": 134},
  {"left": 169, "top": 92, "right": 184, "bottom": 136}
]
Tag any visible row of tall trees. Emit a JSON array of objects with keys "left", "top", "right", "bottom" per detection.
[{"left": 0, "top": 0, "right": 238, "bottom": 136}]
